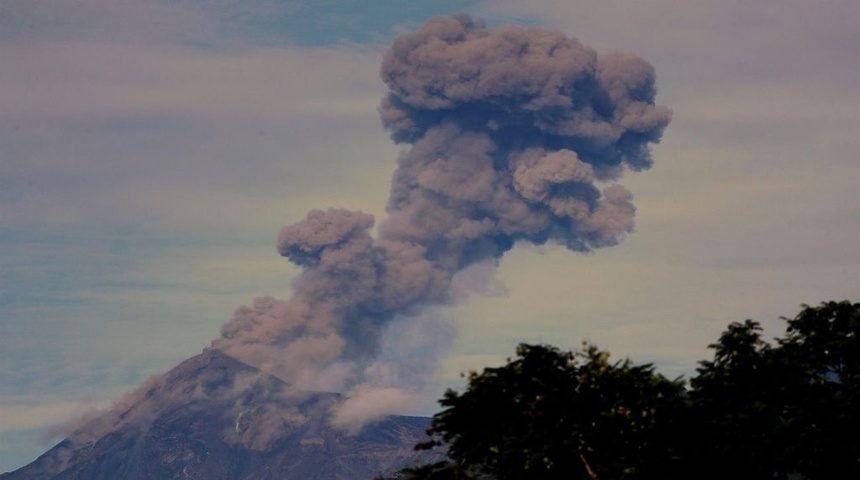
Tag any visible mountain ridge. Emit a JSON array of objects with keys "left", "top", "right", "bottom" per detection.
[{"left": 1, "top": 349, "right": 437, "bottom": 480}]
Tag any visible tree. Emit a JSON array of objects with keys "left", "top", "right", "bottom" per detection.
[
  {"left": 402, "top": 343, "right": 687, "bottom": 480},
  {"left": 381, "top": 300, "right": 860, "bottom": 480},
  {"left": 377, "top": 461, "right": 487, "bottom": 480},
  {"left": 691, "top": 300, "right": 860, "bottom": 479},
  {"left": 778, "top": 300, "right": 860, "bottom": 478},
  {"left": 687, "top": 319, "right": 784, "bottom": 478}
]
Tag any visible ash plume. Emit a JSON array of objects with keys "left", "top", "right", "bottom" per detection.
[{"left": 212, "top": 14, "right": 670, "bottom": 430}]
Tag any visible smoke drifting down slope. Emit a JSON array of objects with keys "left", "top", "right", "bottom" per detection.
[{"left": 213, "top": 14, "right": 671, "bottom": 429}]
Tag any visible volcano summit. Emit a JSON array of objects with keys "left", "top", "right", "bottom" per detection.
[{"left": 1, "top": 349, "right": 434, "bottom": 480}]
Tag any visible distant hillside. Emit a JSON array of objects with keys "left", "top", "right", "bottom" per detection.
[{"left": 1, "top": 349, "right": 437, "bottom": 480}]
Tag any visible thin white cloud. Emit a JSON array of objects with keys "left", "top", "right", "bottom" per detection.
[
  {"left": 0, "top": 397, "right": 111, "bottom": 433},
  {"left": 0, "top": 40, "right": 394, "bottom": 230}
]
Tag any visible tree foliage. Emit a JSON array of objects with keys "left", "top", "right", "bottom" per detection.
[
  {"left": 691, "top": 300, "right": 860, "bottom": 479},
  {"left": 429, "top": 343, "right": 686, "bottom": 480},
  {"left": 379, "top": 301, "right": 860, "bottom": 480}
]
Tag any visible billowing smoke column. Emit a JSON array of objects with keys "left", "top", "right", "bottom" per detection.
[{"left": 213, "top": 14, "right": 670, "bottom": 428}]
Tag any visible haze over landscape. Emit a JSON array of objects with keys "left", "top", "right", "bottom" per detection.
[{"left": 1, "top": 0, "right": 858, "bottom": 473}]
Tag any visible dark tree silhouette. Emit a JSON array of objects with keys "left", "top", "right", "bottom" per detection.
[
  {"left": 383, "top": 343, "right": 686, "bottom": 480},
  {"left": 691, "top": 300, "right": 860, "bottom": 479},
  {"left": 379, "top": 301, "right": 860, "bottom": 480}
]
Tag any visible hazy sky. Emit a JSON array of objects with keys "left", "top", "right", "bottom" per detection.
[{"left": 1, "top": 0, "right": 858, "bottom": 472}]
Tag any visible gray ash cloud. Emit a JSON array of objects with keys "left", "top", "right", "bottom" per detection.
[{"left": 212, "top": 14, "right": 670, "bottom": 429}]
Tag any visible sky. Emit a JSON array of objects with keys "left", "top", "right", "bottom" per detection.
[{"left": 1, "top": 0, "right": 858, "bottom": 472}]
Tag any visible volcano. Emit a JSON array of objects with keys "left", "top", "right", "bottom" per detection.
[
  {"left": 3, "top": 14, "right": 674, "bottom": 480},
  {"left": 1, "top": 349, "right": 436, "bottom": 480}
]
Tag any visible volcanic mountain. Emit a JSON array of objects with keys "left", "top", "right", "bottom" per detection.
[
  {"left": 3, "top": 14, "right": 674, "bottom": 480},
  {"left": 1, "top": 349, "right": 437, "bottom": 480}
]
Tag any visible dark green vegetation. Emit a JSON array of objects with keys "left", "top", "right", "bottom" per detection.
[{"left": 381, "top": 301, "right": 860, "bottom": 480}]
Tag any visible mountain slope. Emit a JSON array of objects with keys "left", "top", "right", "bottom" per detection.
[{"left": 1, "top": 349, "right": 436, "bottom": 480}]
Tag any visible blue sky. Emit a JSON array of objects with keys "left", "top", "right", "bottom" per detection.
[{"left": 1, "top": 0, "right": 859, "bottom": 472}]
